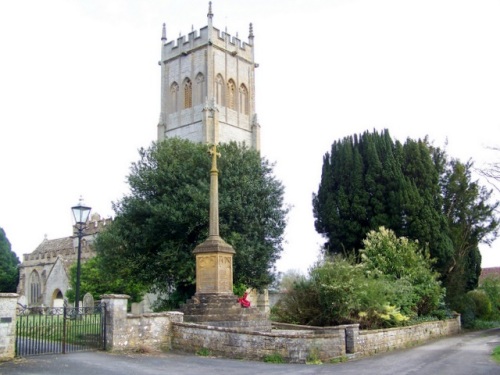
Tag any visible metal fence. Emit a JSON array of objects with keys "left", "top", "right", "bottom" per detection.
[{"left": 16, "top": 302, "right": 106, "bottom": 357}]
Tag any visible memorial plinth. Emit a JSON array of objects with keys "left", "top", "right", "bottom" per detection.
[{"left": 193, "top": 236, "right": 235, "bottom": 294}]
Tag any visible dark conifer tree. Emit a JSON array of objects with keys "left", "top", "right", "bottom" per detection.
[{"left": 0, "top": 228, "right": 20, "bottom": 293}]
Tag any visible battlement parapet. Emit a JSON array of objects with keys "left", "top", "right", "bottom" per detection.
[
  {"left": 72, "top": 213, "right": 113, "bottom": 236},
  {"left": 161, "top": 25, "right": 254, "bottom": 62}
]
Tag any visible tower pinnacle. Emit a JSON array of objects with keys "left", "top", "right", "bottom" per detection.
[
  {"left": 161, "top": 23, "right": 166, "bottom": 41},
  {"left": 208, "top": 1, "right": 213, "bottom": 19}
]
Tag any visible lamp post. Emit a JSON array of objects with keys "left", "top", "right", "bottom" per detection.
[{"left": 71, "top": 197, "right": 91, "bottom": 311}]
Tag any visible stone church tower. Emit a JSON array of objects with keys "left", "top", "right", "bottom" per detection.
[{"left": 157, "top": 2, "right": 260, "bottom": 151}]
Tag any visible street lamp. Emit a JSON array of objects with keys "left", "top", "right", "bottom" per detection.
[{"left": 71, "top": 197, "right": 91, "bottom": 311}]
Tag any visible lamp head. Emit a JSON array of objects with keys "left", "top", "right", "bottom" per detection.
[{"left": 71, "top": 196, "right": 91, "bottom": 225}]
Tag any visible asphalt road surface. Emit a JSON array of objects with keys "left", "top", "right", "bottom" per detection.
[{"left": 1, "top": 328, "right": 499, "bottom": 375}]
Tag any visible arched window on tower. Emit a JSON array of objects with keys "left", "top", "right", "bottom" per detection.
[
  {"left": 239, "top": 84, "right": 249, "bottom": 115},
  {"left": 184, "top": 78, "right": 193, "bottom": 109},
  {"left": 195, "top": 73, "right": 204, "bottom": 106},
  {"left": 227, "top": 79, "right": 236, "bottom": 110},
  {"left": 170, "top": 82, "right": 179, "bottom": 113},
  {"left": 29, "top": 270, "right": 41, "bottom": 305},
  {"left": 216, "top": 74, "right": 224, "bottom": 106}
]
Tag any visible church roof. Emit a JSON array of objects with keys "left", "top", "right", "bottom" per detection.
[{"left": 33, "top": 237, "right": 73, "bottom": 254}]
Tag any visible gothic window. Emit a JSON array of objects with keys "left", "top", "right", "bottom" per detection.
[
  {"left": 170, "top": 82, "right": 179, "bottom": 112},
  {"left": 239, "top": 84, "right": 249, "bottom": 115},
  {"left": 227, "top": 79, "right": 236, "bottom": 110},
  {"left": 195, "top": 73, "right": 204, "bottom": 105},
  {"left": 184, "top": 78, "right": 193, "bottom": 109},
  {"left": 216, "top": 74, "right": 224, "bottom": 106},
  {"left": 29, "top": 270, "right": 41, "bottom": 305}
]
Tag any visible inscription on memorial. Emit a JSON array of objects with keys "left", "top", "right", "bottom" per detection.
[
  {"left": 218, "top": 255, "right": 232, "bottom": 292},
  {"left": 197, "top": 255, "right": 217, "bottom": 293}
]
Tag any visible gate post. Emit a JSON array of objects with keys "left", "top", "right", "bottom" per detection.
[
  {"left": 100, "top": 294, "right": 130, "bottom": 351},
  {"left": 0, "top": 293, "right": 18, "bottom": 361},
  {"left": 345, "top": 324, "right": 360, "bottom": 354}
]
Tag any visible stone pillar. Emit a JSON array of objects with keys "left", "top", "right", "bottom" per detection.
[
  {"left": 345, "top": 324, "right": 359, "bottom": 354},
  {"left": 100, "top": 294, "right": 130, "bottom": 351},
  {"left": 0, "top": 293, "right": 18, "bottom": 361}
]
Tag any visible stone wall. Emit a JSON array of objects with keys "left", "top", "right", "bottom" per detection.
[
  {"left": 101, "top": 295, "right": 183, "bottom": 352},
  {"left": 125, "top": 312, "right": 183, "bottom": 351},
  {"left": 171, "top": 322, "right": 346, "bottom": 363},
  {"left": 356, "top": 314, "right": 461, "bottom": 357},
  {"left": 0, "top": 294, "right": 18, "bottom": 361}
]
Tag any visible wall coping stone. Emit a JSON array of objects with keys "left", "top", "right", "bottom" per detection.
[
  {"left": 173, "top": 322, "right": 343, "bottom": 338},
  {"left": 0, "top": 294, "right": 19, "bottom": 298},
  {"left": 127, "top": 311, "right": 184, "bottom": 319},
  {"left": 100, "top": 294, "right": 130, "bottom": 299}
]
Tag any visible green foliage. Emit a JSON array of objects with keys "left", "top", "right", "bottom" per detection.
[
  {"left": 329, "top": 356, "right": 348, "bottom": 364},
  {"left": 492, "top": 346, "right": 500, "bottom": 363},
  {"left": 467, "top": 290, "right": 492, "bottom": 320},
  {"left": 66, "top": 256, "right": 147, "bottom": 304},
  {"left": 306, "top": 347, "right": 322, "bottom": 365},
  {"left": 361, "top": 227, "right": 444, "bottom": 316},
  {"left": 273, "top": 256, "right": 406, "bottom": 328},
  {"left": 479, "top": 276, "right": 500, "bottom": 320},
  {"left": 263, "top": 353, "right": 284, "bottom": 363},
  {"left": 95, "top": 139, "right": 288, "bottom": 308},
  {"left": 196, "top": 347, "right": 212, "bottom": 357},
  {"left": 451, "top": 294, "right": 477, "bottom": 328},
  {"left": 440, "top": 157, "right": 499, "bottom": 306},
  {"left": 0, "top": 227, "right": 20, "bottom": 292},
  {"left": 233, "top": 283, "right": 247, "bottom": 297},
  {"left": 273, "top": 228, "right": 444, "bottom": 329}
]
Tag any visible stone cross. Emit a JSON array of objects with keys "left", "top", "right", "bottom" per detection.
[{"left": 208, "top": 144, "right": 221, "bottom": 237}]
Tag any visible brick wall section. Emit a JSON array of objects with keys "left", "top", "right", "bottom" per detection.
[
  {"left": 171, "top": 322, "right": 346, "bottom": 363},
  {"left": 356, "top": 314, "right": 461, "bottom": 357},
  {"left": 0, "top": 293, "right": 18, "bottom": 361}
]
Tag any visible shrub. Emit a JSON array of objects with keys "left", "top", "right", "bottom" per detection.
[
  {"left": 360, "top": 227, "right": 444, "bottom": 316},
  {"left": 453, "top": 294, "right": 477, "bottom": 328},
  {"left": 467, "top": 290, "right": 492, "bottom": 320},
  {"left": 479, "top": 277, "right": 500, "bottom": 320},
  {"left": 264, "top": 353, "right": 284, "bottom": 363}
]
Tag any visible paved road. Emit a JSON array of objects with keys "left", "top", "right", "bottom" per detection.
[{"left": 1, "top": 328, "right": 500, "bottom": 375}]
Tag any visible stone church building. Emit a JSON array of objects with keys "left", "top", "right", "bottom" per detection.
[
  {"left": 17, "top": 2, "right": 263, "bottom": 308},
  {"left": 16, "top": 214, "right": 111, "bottom": 307}
]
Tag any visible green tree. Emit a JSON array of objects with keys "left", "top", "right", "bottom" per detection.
[
  {"left": 0, "top": 228, "right": 20, "bottom": 292},
  {"left": 66, "top": 256, "right": 147, "bottom": 304},
  {"left": 439, "top": 157, "right": 499, "bottom": 305},
  {"left": 96, "top": 139, "right": 288, "bottom": 308}
]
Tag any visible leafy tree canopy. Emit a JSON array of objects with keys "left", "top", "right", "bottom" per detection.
[
  {"left": 0, "top": 227, "right": 20, "bottom": 292},
  {"left": 95, "top": 139, "right": 289, "bottom": 308}
]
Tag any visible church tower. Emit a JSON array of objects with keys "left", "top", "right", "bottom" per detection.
[{"left": 157, "top": 2, "right": 260, "bottom": 151}]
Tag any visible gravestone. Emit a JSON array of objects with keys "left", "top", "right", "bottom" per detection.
[{"left": 83, "top": 292, "right": 94, "bottom": 309}]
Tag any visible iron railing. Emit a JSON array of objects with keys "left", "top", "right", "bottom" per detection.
[{"left": 16, "top": 302, "right": 106, "bottom": 357}]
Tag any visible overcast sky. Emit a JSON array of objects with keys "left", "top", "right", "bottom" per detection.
[{"left": 0, "top": 0, "right": 499, "bottom": 275}]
